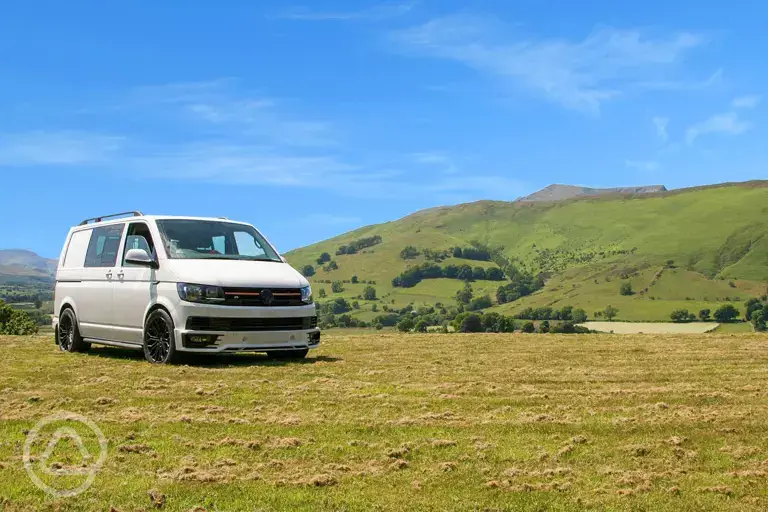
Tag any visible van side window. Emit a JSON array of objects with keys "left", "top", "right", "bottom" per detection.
[
  {"left": 62, "top": 229, "right": 93, "bottom": 268},
  {"left": 85, "top": 224, "right": 125, "bottom": 267},
  {"left": 122, "top": 223, "right": 156, "bottom": 265}
]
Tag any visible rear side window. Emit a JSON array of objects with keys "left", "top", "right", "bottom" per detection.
[
  {"left": 85, "top": 224, "right": 125, "bottom": 267},
  {"left": 62, "top": 229, "right": 92, "bottom": 268}
]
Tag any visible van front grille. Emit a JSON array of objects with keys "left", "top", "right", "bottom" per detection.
[
  {"left": 221, "top": 287, "right": 303, "bottom": 307},
  {"left": 186, "top": 316, "right": 317, "bottom": 332}
]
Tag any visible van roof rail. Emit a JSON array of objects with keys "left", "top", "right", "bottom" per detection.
[{"left": 79, "top": 211, "right": 144, "bottom": 225}]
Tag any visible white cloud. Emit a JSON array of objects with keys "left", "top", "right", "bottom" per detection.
[
  {"left": 276, "top": 2, "right": 416, "bottom": 21},
  {"left": 652, "top": 117, "right": 669, "bottom": 142},
  {"left": 685, "top": 112, "right": 750, "bottom": 144},
  {"left": 732, "top": 94, "right": 761, "bottom": 109},
  {"left": 0, "top": 131, "right": 124, "bottom": 166},
  {"left": 625, "top": 159, "right": 660, "bottom": 172},
  {"left": 393, "top": 17, "right": 708, "bottom": 113}
]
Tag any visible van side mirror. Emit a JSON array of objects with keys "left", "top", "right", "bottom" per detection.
[{"left": 125, "top": 248, "right": 158, "bottom": 269}]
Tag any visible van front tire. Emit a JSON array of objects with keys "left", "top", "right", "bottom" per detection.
[
  {"left": 57, "top": 309, "right": 90, "bottom": 353},
  {"left": 143, "top": 309, "right": 177, "bottom": 364}
]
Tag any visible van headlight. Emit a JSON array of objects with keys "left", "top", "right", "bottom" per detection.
[
  {"left": 301, "top": 285, "right": 312, "bottom": 304},
  {"left": 177, "top": 283, "right": 225, "bottom": 303}
]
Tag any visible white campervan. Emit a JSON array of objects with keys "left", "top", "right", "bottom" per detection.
[{"left": 53, "top": 212, "right": 319, "bottom": 363}]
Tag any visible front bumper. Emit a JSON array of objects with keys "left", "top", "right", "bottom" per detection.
[{"left": 175, "top": 327, "right": 320, "bottom": 353}]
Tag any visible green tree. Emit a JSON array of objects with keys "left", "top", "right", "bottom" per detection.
[
  {"left": 316, "top": 252, "right": 331, "bottom": 265},
  {"left": 414, "top": 320, "right": 429, "bottom": 333},
  {"left": 714, "top": 304, "right": 740, "bottom": 323},
  {"left": 331, "top": 281, "right": 344, "bottom": 293},
  {"left": 301, "top": 265, "right": 315, "bottom": 277},
  {"left": 351, "top": 275, "right": 358, "bottom": 284},
  {"left": 467, "top": 295, "right": 492, "bottom": 311},
  {"left": 34, "top": 299, "right": 43, "bottom": 310},
  {"left": 397, "top": 317, "right": 415, "bottom": 332},
  {"left": 324, "top": 261, "right": 338, "bottom": 271},
  {"left": 752, "top": 307, "right": 767, "bottom": 332},
  {"left": 472, "top": 267, "right": 487, "bottom": 280},
  {"left": 459, "top": 314, "right": 483, "bottom": 333},
  {"left": 538, "top": 320, "right": 550, "bottom": 333},
  {"left": 318, "top": 288, "right": 327, "bottom": 298},
  {"left": 572, "top": 308, "right": 588, "bottom": 323},
  {"left": 521, "top": 321, "right": 535, "bottom": 333},
  {"left": 619, "top": 282, "right": 633, "bottom": 296},
  {"left": 603, "top": 305, "right": 619, "bottom": 321},
  {"left": 698, "top": 308, "right": 711, "bottom": 321},
  {"left": 455, "top": 282, "right": 473, "bottom": 305},
  {"left": 371, "top": 304, "right": 378, "bottom": 312},
  {"left": 363, "top": 286, "right": 377, "bottom": 301}
]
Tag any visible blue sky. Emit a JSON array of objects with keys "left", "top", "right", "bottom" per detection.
[{"left": 1, "top": 0, "right": 766, "bottom": 258}]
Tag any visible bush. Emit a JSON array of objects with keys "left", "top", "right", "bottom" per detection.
[
  {"left": 324, "top": 261, "right": 338, "bottom": 272},
  {"left": 414, "top": 320, "right": 429, "bottom": 333},
  {"left": 363, "top": 286, "right": 377, "bottom": 301},
  {"left": 0, "top": 300, "right": 38, "bottom": 335},
  {"left": 301, "top": 265, "right": 315, "bottom": 277},
  {"left": 603, "top": 305, "right": 619, "bottom": 321},
  {"left": 670, "top": 309, "right": 696, "bottom": 323},
  {"left": 538, "top": 320, "right": 550, "bottom": 333},
  {"left": 316, "top": 252, "right": 331, "bottom": 265},
  {"left": 472, "top": 267, "right": 487, "bottom": 280},
  {"left": 400, "top": 246, "right": 420, "bottom": 260},
  {"left": 620, "top": 282, "right": 633, "bottom": 296},
  {"left": 331, "top": 281, "right": 344, "bottom": 293},
  {"left": 714, "top": 304, "right": 740, "bottom": 323},
  {"left": 455, "top": 283, "right": 473, "bottom": 305},
  {"left": 318, "top": 288, "right": 327, "bottom": 298},
  {"left": 485, "top": 267, "right": 504, "bottom": 281},
  {"left": 698, "top": 308, "right": 711, "bottom": 321},
  {"left": 467, "top": 295, "right": 492, "bottom": 311},
  {"left": 521, "top": 321, "right": 535, "bottom": 333}
]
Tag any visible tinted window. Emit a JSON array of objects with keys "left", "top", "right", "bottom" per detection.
[{"left": 85, "top": 224, "right": 125, "bottom": 267}]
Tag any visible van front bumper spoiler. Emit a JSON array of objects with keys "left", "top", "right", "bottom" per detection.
[{"left": 174, "top": 327, "right": 320, "bottom": 353}]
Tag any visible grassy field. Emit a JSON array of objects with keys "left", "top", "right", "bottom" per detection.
[
  {"left": 2, "top": 332, "right": 768, "bottom": 510},
  {"left": 286, "top": 182, "right": 768, "bottom": 321}
]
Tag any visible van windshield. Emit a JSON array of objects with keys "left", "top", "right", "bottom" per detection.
[{"left": 156, "top": 219, "right": 282, "bottom": 262}]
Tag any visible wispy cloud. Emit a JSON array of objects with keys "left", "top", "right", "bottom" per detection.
[
  {"left": 411, "top": 151, "right": 457, "bottom": 173},
  {"left": 392, "top": 17, "right": 709, "bottom": 113},
  {"left": 625, "top": 159, "right": 660, "bottom": 172},
  {"left": 0, "top": 131, "right": 124, "bottom": 166},
  {"left": 732, "top": 94, "right": 761, "bottom": 109},
  {"left": 276, "top": 2, "right": 416, "bottom": 21},
  {"left": 685, "top": 112, "right": 750, "bottom": 144},
  {"left": 652, "top": 116, "right": 669, "bottom": 142}
]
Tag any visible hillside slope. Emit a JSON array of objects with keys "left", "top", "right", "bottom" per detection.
[
  {"left": 0, "top": 250, "right": 56, "bottom": 284},
  {"left": 287, "top": 181, "right": 768, "bottom": 321},
  {"left": 518, "top": 183, "right": 667, "bottom": 202}
]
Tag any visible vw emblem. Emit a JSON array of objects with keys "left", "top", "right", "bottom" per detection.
[{"left": 260, "top": 289, "right": 274, "bottom": 305}]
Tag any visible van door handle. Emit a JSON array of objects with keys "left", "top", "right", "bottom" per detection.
[
  {"left": 106, "top": 270, "right": 113, "bottom": 279},
  {"left": 117, "top": 271, "right": 125, "bottom": 279}
]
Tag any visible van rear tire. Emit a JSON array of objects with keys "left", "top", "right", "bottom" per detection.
[
  {"left": 57, "top": 309, "right": 90, "bottom": 353},
  {"left": 143, "top": 309, "right": 178, "bottom": 364}
]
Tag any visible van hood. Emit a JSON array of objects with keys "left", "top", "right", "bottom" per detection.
[{"left": 163, "top": 259, "right": 308, "bottom": 288}]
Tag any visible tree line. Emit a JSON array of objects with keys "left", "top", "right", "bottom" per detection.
[{"left": 392, "top": 262, "right": 505, "bottom": 288}]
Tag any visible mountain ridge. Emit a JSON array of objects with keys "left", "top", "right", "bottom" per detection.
[{"left": 517, "top": 184, "right": 668, "bottom": 202}]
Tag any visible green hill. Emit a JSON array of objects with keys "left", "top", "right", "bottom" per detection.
[{"left": 286, "top": 181, "right": 768, "bottom": 322}]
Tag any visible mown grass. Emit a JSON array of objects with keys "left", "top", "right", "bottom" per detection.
[{"left": 2, "top": 332, "right": 768, "bottom": 511}]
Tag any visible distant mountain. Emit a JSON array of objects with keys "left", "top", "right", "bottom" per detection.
[
  {"left": 0, "top": 250, "right": 57, "bottom": 284},
  {"left": 517, "top": 184, "right": 667, "bottom": 202}
]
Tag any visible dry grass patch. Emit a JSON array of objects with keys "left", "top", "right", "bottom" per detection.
[{"left": 1, "top": 332, "right": 768, "bottom": 510}]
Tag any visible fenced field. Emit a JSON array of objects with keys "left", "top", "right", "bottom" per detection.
[{"left": 1, "top": 331, "right": 768, "bottom": 511}]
